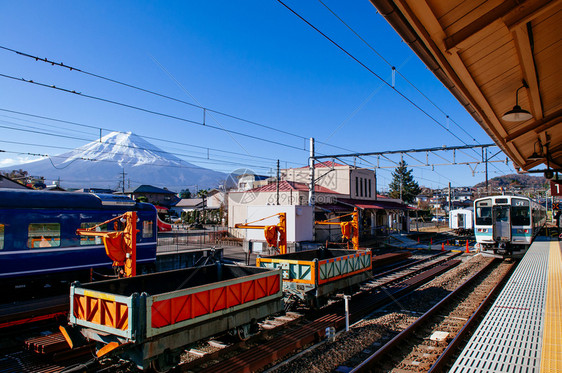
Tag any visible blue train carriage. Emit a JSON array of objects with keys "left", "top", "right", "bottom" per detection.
[
  {"left": 473, "top": 195, "right": 546, "bottom": 259},
  {"left": 62, "top": 263, "right": 283, "bottom": 371},
  {"left": 0, "top": 189, "right": 157, "bottom": 296},
  {"left": 256, "top": 248, "right": 372, "bottom": 307}
]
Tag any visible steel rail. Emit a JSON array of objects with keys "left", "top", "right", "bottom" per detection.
[
  {"left": 350, "top": 258, "right": 508, "bottom": 372},
  {"left": 203, "top": 258, "right": 461, "bottom": 373},
  {"left": 428, "top": 260, "right": 517, "bottom": 372}
]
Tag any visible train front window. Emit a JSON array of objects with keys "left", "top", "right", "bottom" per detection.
[
  {"left": 475, "top": 199, "right": 492, "bottom": 225},
  {"left": 512, "top": 198, "right": 530, "bottom": 226},
  {"left": 28, "top": 223, "right": 61, "bottom": 248},
  {"left": 495, "top": 207, "right": 509, "bottom": 222},
  {"left": 143, "top": 220, "right": 154, "bottom": 238},
  {"left": 0, "top": 224, "right": 4, "bottom": 250}
]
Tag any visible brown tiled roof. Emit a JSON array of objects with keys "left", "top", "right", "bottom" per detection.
[
  {"left": 233, "top": 180, "right": 339, "bottom": 194},
  {"left": 294, "top": 161, "right": 346, "bottom": 169}
]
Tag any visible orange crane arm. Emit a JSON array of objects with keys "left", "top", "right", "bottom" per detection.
[
  {"left": 235, "top": 213, "right": 287, "bottom": 255},
  {"left": 315, "top": 208, "right": 359, "bottom": 250},
  {"left": 76, "top": 211, "right": 138, "bottom": 277}
]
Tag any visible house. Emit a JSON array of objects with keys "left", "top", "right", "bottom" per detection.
[
  {"left": 229, "top": 163, "right": 415, "bottom": 242},
  {"left": 170, "top": 198, "right": 205, "bottom": 216},
  {"left": 207, "top": 188, "right": 225, "bottom": 209},
  {"left": 122, "top": 185, "right": 179, "bottom": 207},
  {"left": 236, "top": 173, "right": 270, "bottom": 191},
  {"left": 228, "top": 180, "right": 341, "bottom": 233},
  {"left": 282, "top": 162, "right": 377, "bottom": 200}
]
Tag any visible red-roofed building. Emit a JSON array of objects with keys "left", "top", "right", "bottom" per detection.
[
  {"left": 228, "top": 163, "right": 415, "bottom": 243},
  {"left": 228, "top": 180, "right": 342, "bottom": 232},
  {"left": 282, "top": 163, "right": 377, "bottom": 201}
]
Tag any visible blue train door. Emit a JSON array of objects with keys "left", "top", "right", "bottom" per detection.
[{"left": 493, "top": 205, "right": 511, "bottom": 242}]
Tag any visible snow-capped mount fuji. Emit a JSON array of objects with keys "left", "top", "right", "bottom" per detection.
[{"left": 5, "top": 132, "right": 227, "bottom": 190}]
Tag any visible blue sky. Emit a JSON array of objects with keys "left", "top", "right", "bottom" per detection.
[{"left": 0, "top": 1, "right": 515, "bottom": 190}]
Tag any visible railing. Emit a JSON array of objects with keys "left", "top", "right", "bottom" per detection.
[{"left": 157, "top": 226, "right": 242, "bottom": 253}]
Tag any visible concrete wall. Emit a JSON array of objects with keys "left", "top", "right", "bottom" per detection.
[
  {"left": 231, "top": 205, "right": 313, "bottom": 242},
  {"left": 349, "top": 168, "right": 376, "bottom": 200}
]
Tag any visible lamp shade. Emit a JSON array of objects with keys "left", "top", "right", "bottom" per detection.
[
  {"left": 502, "top": 105, "right": 533, "bottom": 122},
  {"left": 527, "top": 151, "right": 542, "bottom": 161}
]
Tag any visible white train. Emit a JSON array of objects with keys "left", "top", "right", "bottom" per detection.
[{"left": 473, "top": 195, "right": 546, "bottom": 259}]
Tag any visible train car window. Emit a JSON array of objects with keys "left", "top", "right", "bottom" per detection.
[
  {"left": 79, "top": 222, "right": 104, "bottom": 245},
  {"left": 475, "top": 199, "right": 492, "bottom": 225},
  {"left": 143, "top": 220, "right": 154, "bottom": 238},
  {"left": 28, "top": 223, "right": 61, "bottom": 248},
  {"left": 511, "top": 199, "right": 530, "bottom": 226},
  {"left": 0, "top": 224, "right": 4, "bottom": 250}
]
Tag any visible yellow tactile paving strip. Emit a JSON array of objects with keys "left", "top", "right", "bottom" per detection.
[{"left": 540, "top": 241, "right": 562, "bottom": 373}]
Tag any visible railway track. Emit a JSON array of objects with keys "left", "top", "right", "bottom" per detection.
[
  {"left": 0, "top": 250, "right": 462, "bottom": 373},
  {"left": 186, "top": 252, "right": 462, "bottom": 372},
  {"left": 262, "top": 255, "right": 513, "bottom": 373}
]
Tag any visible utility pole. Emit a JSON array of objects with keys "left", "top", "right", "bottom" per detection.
[
  {"left": 276, "top": 159, "right": 280, "bottom": 205},
  {"left": 484, "top": 149, "right": 489, "bottom": 195},
  {"left": 374, "top": 168, "right": 377, "bottom": 201},
  {"left": 308, "top": 138, "right": 315, "bottom": 208},
  {"left": 399, "top": 153, "right": 403, "bottom": 201},
  {"left": 448, "top": 182, "right": 452, "bottom": 213},
  {"left": 121, "top": 169, "right": 126, "bottom": 193}
]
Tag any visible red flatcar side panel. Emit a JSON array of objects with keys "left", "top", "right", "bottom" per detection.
[
  {"left": 227, "top": 283, "right": 242, "bottom": 308},
  {"left": 192, "top": 290, "right": 210, "bottom": 318},
  {"left": 210, "top": 286, "right": 226, "bottom": 312},
  {"left": 171, "top": 295, "right": 190, "bottom": 324},
  {"left": 150, "top": 274, "right": 280, "bottom": 329},
  {"left": 73, "top": 293, "right": 129, "bottom": 331}
]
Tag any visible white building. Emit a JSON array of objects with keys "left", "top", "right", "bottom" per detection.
[{"left": 228, "top": 163, "right": 415, "bottom": 244}]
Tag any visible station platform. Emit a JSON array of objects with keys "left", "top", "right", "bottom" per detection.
[{"left": 450, "top": 238, "right": 561, "bottom": 372}]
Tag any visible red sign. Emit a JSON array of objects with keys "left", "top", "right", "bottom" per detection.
[{"left": 551, "top": 181, "right": 562, "bottom": 196}]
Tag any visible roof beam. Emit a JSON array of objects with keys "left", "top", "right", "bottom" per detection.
[
  {"left": 504, "top": 0, "right": 561, "bottom": 31},
  {"left": 512, "top": 25, "right": 543, "bottom": 119},
  {"left": 505, "top": 108, "right": 562, "bottom": 142},
  {"left": 444, "top": 0, "right": 558, "bottom": 51},
  {"left": 444, "top": 0, "right": 520, "bottom": 51}
]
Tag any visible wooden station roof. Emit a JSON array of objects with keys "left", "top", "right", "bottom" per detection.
[{"left": 370, "top": 0, "right": 562, "bottom": 174}]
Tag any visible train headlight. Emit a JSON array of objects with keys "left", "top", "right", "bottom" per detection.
[
  {"left": 477, "top": 228, "right": 488, "bottom": 233},
  {"left": 517, "top": 229, "right": 529, "bottom": 234}
]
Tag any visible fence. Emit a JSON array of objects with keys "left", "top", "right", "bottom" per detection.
[{"left": 157, "top": 226, "right": 242, "bottom": 253}]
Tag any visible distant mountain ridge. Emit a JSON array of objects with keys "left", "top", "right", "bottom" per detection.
[
  {"left": 1, "top": 132, "right": 226, "bottom": 190},
  {"left": 473, "top": 173, "right": 548, "bottom": 190}
]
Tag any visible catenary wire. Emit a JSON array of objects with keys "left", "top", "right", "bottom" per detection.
[
  {"left": 0, "top": 44, "right": 354, "bottom": 154},
  {"left": 0, "top": 108, "right": 301, "bottom": 166}
]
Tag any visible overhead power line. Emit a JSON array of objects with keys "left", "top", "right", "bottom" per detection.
[
  {"left": 0, "top": 108, "right": 301, "bottom": 166},
  {"left": 0, "top": 72, "right": 316, "bottom": 152},
  {"left": 0, "top": 44, "right": 351, "bottom": 154},
  {"left": 0, "top": 124, "right": 277, "bottom": 170},
  {"left": 276, "top": 1, "right": 482, "bottom": 148},
  {"left": 317, "top": 0, "right": 480, "bottom": 144}
]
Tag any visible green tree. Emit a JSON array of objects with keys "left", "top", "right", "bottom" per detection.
[
  {"left": 388, "top": 160, "right": 421, "bottom": 204},
  {"left": 180, "top": 188, "right": 192, "bottom": 198},
  {"left": 136, "top": 196, "right": 148, "bottom": 203},
  {"left": 196, "top": 189, "right": 209, "bottom": 198}
]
